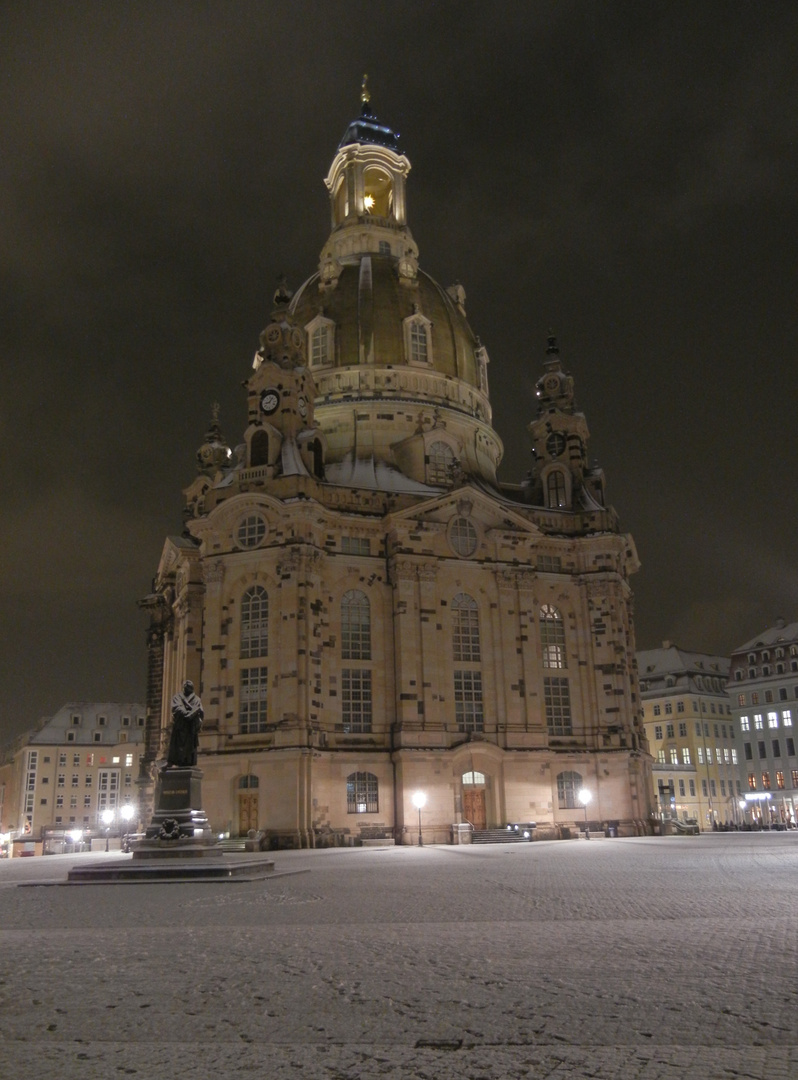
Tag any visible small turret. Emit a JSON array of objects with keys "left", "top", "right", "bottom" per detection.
[{"left": 196, "top": 403, "right": 232, "bottom": 476}]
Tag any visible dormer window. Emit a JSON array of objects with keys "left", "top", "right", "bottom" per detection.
[
  {"left": 404, "top": 312, "right": 432, "bottom": 366},
  {"left": 427, "top": 440, "right": 457, "bottom": 486},
  {"left": 306, "top": 314, "right": 335, "bottom": 369}
]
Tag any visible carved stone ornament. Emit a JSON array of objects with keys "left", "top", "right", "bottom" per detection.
[
  {"left": 417, "top": 563, "right": 438, "bottom": 582},
  {"left": 202, "top": 560, "right": 225, "bottom": 585}
]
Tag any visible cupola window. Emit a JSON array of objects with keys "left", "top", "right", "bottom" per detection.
[
  {"left": 237, "top": 514, "right": 267, "bottom": 549},
  {"left": 362, "top": 166, "right": 393, "bottom": 217},
  {"left": 449, "top": 516, "right": 478, "bottom": 558},
  {"left": 306, "top": 314, "right": 335, "bottom": 368},
  {"left": 404, "top": 312, "right": 432, "bottom": 367}
]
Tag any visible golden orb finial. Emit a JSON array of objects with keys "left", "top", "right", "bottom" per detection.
[{"left": 360, "top": 73, "right": 370, "bottom": 105}]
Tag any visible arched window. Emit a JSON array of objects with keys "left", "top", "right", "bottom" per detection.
[
  {"left": 238, "top": 774, "right": 259, "bottom": 790},
  {"left": 546, "top": 470, "right": 568, "bottom": 508},
  {"left": 452, "top": 593, "right": 480, "bottom": 662},
  {"left": 241, "top": 586, "right": 268, "bottom": 659},
  {"left": 306, "top": 314, "right": 335, "bottom": 368},
  {"left": 462, "top": 771, "right": 486, "bottom": 785},
  {"left": 557, "top": 771, "right": 583, "bottom": 809},
  {"left": 363, "top": 167, "right": 393, "bottom": 217},
  {"left": 427, "top": 441, "right": 456, "bottom": 486},
  {"left": 449, "top": 516, "right": 478, "bottom": 558},
  {"left": 346, "top": 772, "right": 378, "bottom": 813},
  {"left": 540, "top": 604, "right": 566, "bottom": 668},
  {"left": 250, "top": 429, "right": 269, "bottom": 467},
  {"left": 342, "top": 590, "right": 370, "bottom": 659}
]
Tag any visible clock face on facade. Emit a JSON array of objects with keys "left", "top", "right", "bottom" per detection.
[
  {"left": 546, "top": 432, "right": 566, "bottom": 458},
  {"left": 544, "top": 375, "right": 561, "bottom": 395},
  {"left": 265, "top": 325, "right": 281, "bottom": 345},
  {"left": 260, "top": 389, "right": 279, "bottom": 415}
]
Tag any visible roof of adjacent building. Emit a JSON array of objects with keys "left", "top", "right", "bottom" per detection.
[
  {"left": 733, "top": 619, "right": 798, "bottom": 654},
  {"left": 637, "top": 644, "right": 729, "bottom": 696}
]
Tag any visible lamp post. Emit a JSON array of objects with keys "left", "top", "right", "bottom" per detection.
[
  {"left": 101, "top": 808, "right": 115, "bottom": 852},
  {"left": 412, "top": 791, "right": 426, "bottom": 847},
  {"left": 119, "top": 803, "right": 136, "bottom": 852},
  {"left": 578, "top": 788, "right": 592, "bottom": 836}
]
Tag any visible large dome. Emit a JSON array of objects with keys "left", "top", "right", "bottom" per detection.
[{"left": 290, "top": 257, "right": 483, "bottom": 391}]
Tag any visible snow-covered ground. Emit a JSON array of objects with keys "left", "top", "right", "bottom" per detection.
[{"left": 1, "top": 834, "right": 796, "bottom": 1079}]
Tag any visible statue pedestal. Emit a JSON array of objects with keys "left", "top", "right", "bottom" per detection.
[{"left": 136, "top": 767, "right": 218, "bottom": 857}]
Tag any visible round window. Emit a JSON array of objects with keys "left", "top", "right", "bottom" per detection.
[
  {"left": 237, "top": 514, "right": 267, "bottom": 549},
  {"left": 449, "top": 516, "right": 478, "bottom": 558}
]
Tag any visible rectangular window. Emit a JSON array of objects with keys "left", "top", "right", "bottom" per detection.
[
  {"left": 704, "top": 722, "right": 709, "bottom": 735},
  {"left": 706, "top": 747, "right": 712, "bottom": 765},
  {"left": 688, "top": 779, "right": 696, "bottom": 796},
  {"left": 543, "top": 677, "right": 572, "bottom": 736},
  {"left": 342, "top": 669, "right": 373, "bottom": 733},
  {"left": 787, "top": 738, "right": 796, "bottom": 757},
  {"left": 701, "top": 779, "right": 708, "bottom": 797},
  {"left": 84, "top": 795, "right": 91, "bottom": 808},
  {"left": 754, "top": 714, "right": 763, "bottom": 729},
  {"left": 776, "top": 771, "right": 785, "bottom": 789},
  {"left": 740, "top": 715, "right": 750, "bottom": 731},
  {"left": 681, "top": 748, "right": 691, "bottom": 765},
  {"left": 745, "top": 743, "right": 753, "bottom": 760},
  {"left": 710, "top": 779, "right": 716, "bottom": 796},
  {"left": 57, "top": 774, "right": 65, "bottom": 788},
  {"left": 657, "top": 749, "right": 666, "bottom": 763},
  {"left": 341, "top": 536, "right": 370, "bottom": 556},
  {"left": 697, "top": 747, "right": 704, "bottom": 764},
  {"left": 748, "top": 774, "right": 757, "bottom": 790},
  {"left": 792, "top": 770, "right": 798, "bottom": 788},
  {"left": 758, "top": 740, "right": 767, "bottom": 758},
  {"left": 738, "top": 693, "right": 746, "bottom": 707},
  {"left": 678, "top": 722, "right": 687, "bottom": 737},
  {"left": 720, "top": 780, "right": 726, "bottom": 796},
  {"left": 85, "top": 774, "right": 92, "bottom": 787},
  {"left": 762, "top": 772, "right": 771, "bottom": 789},
  {"left": 783, "top": 710, "right": 793, "bottom": 727},
  {"left": 239, "top": 666, "right": 269, "bottom": 734},
  {"left": 731, "top": 748, "right": 738, "bottom": 764},
  {"left": 752, "top": 693, "right": 759, "bottom": 705},
  {"left": 669, "top": 748, "right": 678, "bottom": 765},
  {"left": 677, "top": 701, "right": 685, "bottom": 713},
  {"left": 70, "top": 795, "right": 78, "bottom": 808},
  {"left": 653, "top": 705, "right": 661, "bottom": 716},
  {"left": 59, "top": 753, "right": 67, "bottom": 766},
  {"left": 654, "top": 725, "right": 663, "bottom": 740},
  {"left": 678, "top": 779, "right": 685, "bottom": 797},
  {"left": 454, "top": 670, "right": 484, "bottom": 733},
  {"left": 765, "top": 690, "right": 773, "bottom": 703},
  {"left": 772, "top": 740, "right": 781, "bottom": 757},
  {"left": 71, "top": 774, "right": 79, "bottom": 788},
  {"left": 665, "top": 702, "right": 673, "bottom": 715},
  {"left": 96, "top": 770, "right": 120, "bottom": 812},
  {"left": 125, "top": 753, "right": 133, "bottom": 767},
  {"left": 666, "top": 723, "right": 674, "bottom": 738},
  {"left": 768, "top": 712, "right": 779, "bottom": 728},
  {"left": 56, "top": 795, "right": 64, "bottom": 808},
  {"left": 695, "top": 721, "right": 702, "bottom": 736},
  {"left": 537, "top": 554, "right": 562, "bottom": 573}
]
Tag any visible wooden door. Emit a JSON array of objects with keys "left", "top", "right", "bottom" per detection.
[
  {"left": 463, "top": 788, "right": 486, "bottom": 829},
  {"left": 238, "top": 793, "right": 259, "bottom": 835}
]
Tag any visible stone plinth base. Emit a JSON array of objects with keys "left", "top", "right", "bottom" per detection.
[{"left": 140, "top": 767, "right": 214, "bottom": 847}]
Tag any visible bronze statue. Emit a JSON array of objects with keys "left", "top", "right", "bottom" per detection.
[{"left": 165, "top": 680, "right": 203, "bottom": 768}]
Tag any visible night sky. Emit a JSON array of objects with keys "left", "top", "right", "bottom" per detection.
[{"left": 2, "top": 2, "right": 797, "bottom": 743}]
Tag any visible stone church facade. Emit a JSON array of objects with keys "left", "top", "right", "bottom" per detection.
[{"left": 140, "top": 86, "right": 652, "bottom": 845}]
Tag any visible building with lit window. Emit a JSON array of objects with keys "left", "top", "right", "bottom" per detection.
[
  {"left": 638, "top": 644, "right": 735, "bottom": 829},
  {"left": 139, "top": 86, "right": 652, "bottom": 846},
  {"left": 0, "top": 702, "right": 145, "bottom": 851},
  {"left": 729, "top": 618, "right": 798, "bottom": 827}
]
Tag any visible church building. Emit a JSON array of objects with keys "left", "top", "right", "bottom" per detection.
[{"left": 140, "top": 85, "right": 653, "bottom": 845}]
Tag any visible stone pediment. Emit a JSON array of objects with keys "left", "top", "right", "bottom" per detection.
[
  {"left": 387, "top": 484, "right": 544, "bottom": 538},
  {"left": 156, "top": 535, "right": 199, "bottom": 582}
]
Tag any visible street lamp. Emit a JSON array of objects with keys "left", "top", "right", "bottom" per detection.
[
  {"left": 119, "top": 803, "right": 136, "bottom": 852},
  {"left": 412, "top": 791, "right": 426, "bottom": 847},
  {"left": 578, "top": 788, "right": 592, "bottom": 836},
  {"left": 101, "top": 808, "right": 115, "bottom": 852}
]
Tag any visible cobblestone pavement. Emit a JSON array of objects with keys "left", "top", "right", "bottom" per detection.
[{"left": 1, "top": 834, "right": 796, "bottom": 1079}]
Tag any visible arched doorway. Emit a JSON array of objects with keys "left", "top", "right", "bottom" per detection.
[
  {"left": 462, "top": 770, "right": 487, "bottom": 829},
  {"left": 238, "top": 774, "right": 259, "bottom": 835}
]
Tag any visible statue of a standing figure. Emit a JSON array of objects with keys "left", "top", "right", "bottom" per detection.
[{"left": 165, "top": 680, "right": 203, "bottom": 768}]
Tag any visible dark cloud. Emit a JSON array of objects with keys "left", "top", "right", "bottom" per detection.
[{"left": 2, "top": 1, "right": 797, "bottom": 741}]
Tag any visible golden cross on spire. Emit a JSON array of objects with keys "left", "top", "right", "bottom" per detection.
[{"left": 361, "top": 73, "right": 370, "bottom": 105}]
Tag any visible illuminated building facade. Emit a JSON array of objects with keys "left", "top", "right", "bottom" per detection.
[
  {"left": 0, "top": 702, "right": 145, "bottom": 850},
  {"left": 729, "top": 618, "right": 798, "bottom": 827},
  {"left": 638, "top": 645, "right": 735, "bottom": 829},
  {"left": 141, "top": 86, "right": 652, "bottom": 845}
]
